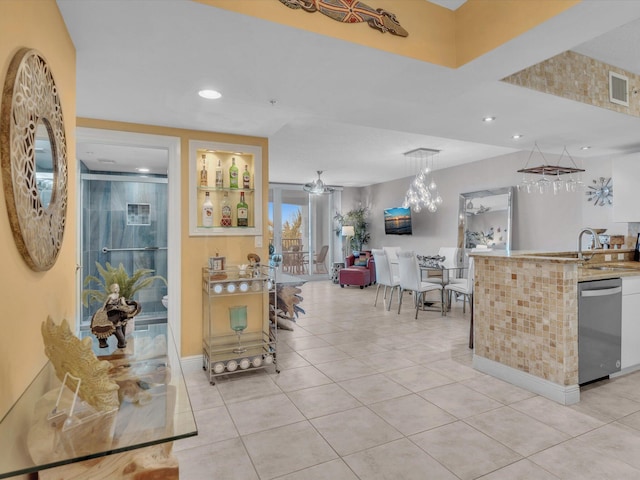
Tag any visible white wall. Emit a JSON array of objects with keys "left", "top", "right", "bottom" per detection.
[{"left": 339, "top": 151, "right": 626, "bottom": 254}]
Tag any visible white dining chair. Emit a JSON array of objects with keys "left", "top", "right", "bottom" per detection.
[
  {"left": 383, "top": 246, "right": 402, "bottom": 277},
  {"left": 371, "top": 249, "right": 400, "bottom": 311},
  {"left": 445, "top": 256, "right": 475, "bottom": 348},
  {"left": 397, "top": 250, "right": 444, "bottom": 318}
]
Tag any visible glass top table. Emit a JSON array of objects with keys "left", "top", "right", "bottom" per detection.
[{"left": 0, "top": 322, "right": 197, "bottom": 479}]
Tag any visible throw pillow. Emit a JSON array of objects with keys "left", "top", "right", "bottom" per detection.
[{"left": 354, "top": 256, "right": 368, "bottom": 267}]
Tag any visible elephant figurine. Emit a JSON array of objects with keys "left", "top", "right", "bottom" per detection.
[{"left": 90, "top": 283, "right": 141, "bottom": 348}]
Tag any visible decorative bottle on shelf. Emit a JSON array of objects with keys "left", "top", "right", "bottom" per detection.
[
  {"left": 215, "top": 159, "right": 223, "bottom": 188},
  {"left": 199, "top": 154, "right": 208, "bottom": 187},
  {"left": 237, "top": 191, "right": 248, "bottom": 227},
  {"left": 242, "top": 164, "right": 251, "bottom": 189},
  {"left": 202, "top": 192, "right": 214, "bottom": 227},
  {"left": 220, "top": 192, "right": 232, "bottom": 227},
  {"left": 229, "top": 157, "right": 239, "bottom": 189}
]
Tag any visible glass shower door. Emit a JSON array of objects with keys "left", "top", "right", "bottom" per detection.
[{"left": 80, "top": 172, "right": 168, "bottom": 327}]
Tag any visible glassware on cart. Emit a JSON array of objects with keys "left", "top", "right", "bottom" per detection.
[{"left": 229, "top": 305, "right": 248, "bottom": 354}]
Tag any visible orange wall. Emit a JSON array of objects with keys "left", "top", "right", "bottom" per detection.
[
  {"left": 201, "top": 0, "right": 581, "bottom": 68},
  {"left": 76, "top": 118, "right": 269, "bottom": 358},
  {"left": 0, "top": 0, "right": 76, "bottom": 419}
]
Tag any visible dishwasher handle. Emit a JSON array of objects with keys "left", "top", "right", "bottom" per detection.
[{"left": 581, "top": 286, "right": 622, "bottom": 298}]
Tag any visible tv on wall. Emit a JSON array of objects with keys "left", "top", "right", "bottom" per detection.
[{"left": 384, "top": 207, "right": 412, "bottom": 235}]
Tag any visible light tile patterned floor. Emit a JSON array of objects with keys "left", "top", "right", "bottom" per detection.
[{"left": 175, "top": 280, "right": 640, "bottom": 479}]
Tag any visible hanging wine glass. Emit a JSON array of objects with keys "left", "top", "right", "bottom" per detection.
[
  {"left": 537, "top": 173, "right": 551, "bottom": 194},
  {"left": 552, "top": 173, "right": 564, "bottom": 195},
  {"left": 229, "top": 306, "right": 248, "bottom": 354}
]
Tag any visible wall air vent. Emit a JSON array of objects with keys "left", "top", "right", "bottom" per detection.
[{"left": 609, "top": 71, "right": 629, "bottom": 106}]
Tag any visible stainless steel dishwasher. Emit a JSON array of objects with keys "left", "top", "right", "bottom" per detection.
[{"left": 578, "top": 278, "right": 622, "bottom": 384}]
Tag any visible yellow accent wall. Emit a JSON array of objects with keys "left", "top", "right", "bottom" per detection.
[
  {"left": 199, "top": 0, "right": 457, "bottom": 67},
  {"left": 77, "top": 118, "right": 269, "bottom": 358},
  {"left": 455, "top": 0, "right": 580, "bottom": 67},
  {"left": 199, "top": 0, "right": 581, "bottom": 68},
  {"left": 0, "top": 0, "right": 76, "bottom": 419}
]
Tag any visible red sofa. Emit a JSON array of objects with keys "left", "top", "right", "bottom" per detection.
[{"left": 339, "top": 251, "right": 376, "bottom": 288}]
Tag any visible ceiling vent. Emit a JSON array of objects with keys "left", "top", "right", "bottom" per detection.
[{"left": 609, "top": 71, "right": 629, "bottom": 107}]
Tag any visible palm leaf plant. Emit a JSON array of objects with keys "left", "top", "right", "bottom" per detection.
[
  {"left": 82, "top": 261, "right": 167, "bottom": 307},
  {"left": 334, "top": 206, "right": 370, "bottom": 252}
]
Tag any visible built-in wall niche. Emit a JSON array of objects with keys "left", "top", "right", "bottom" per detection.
[
  {"left": 127, "top": 203, "right": 151, "bottom": 225},
  {"left": 189, "top": 140, "right": 262, "bottom": 236}
]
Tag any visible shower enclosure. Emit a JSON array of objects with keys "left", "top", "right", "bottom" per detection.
[{"left": 79, "top": 170, "right": 168, "bottom": 327}]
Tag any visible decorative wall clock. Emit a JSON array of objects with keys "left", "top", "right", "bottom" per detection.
[
  {"left": 0, "top": 48, "right": 68, "bottom": 271},
  {"left": 586, "top": 177, "right": 613, "bottom": 206}
]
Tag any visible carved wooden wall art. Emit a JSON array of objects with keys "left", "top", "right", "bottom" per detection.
[
  {"left": 278, "top": 0, "right": 409, "bottom": 37},
  {"left": 1, "top": 48, "right": 68, "bottom": 271}
]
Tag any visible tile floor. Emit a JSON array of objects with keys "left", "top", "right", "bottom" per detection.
[{"left": 175, "top": 280, "right": 640, "bottom": 479}]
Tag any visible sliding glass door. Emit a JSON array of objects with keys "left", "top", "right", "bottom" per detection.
[{"left": 269, "top": 184, "right": 339, "bottom": 278}]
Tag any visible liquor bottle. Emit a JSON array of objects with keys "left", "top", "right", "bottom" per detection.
[
  {"left": 242, "top": 164, "right": 251, "bottom": 189},
  {"left": 199, "top": 154, "right": 208, "bottom": 187},
  {"left": 215, "top": 159, "right": 224, "bottom": 188},
  {"left": 229, "top": 157, "right": 239, "bottom": 189},
  {"left": 237, "top": 191, "right": 248, "bottom": 227},
  {"left": 220, "top": 192, "right": 232, "bottom": 227},
  {"left": 202, "top": 192, "right": 214, "bottom": 227}
]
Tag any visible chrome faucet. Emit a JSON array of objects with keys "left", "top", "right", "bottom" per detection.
[{"left": 577, "top": 228, "right": 602, "bottom": 261}]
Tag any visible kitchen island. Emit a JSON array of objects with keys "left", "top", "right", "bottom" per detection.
[{"left": 471, "top": 248, "right": 640, "bottom": 405}]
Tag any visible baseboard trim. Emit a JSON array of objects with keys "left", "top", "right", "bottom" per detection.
[
  {"left": 473, "top": 355, "right": 580, "bottom": 405},
  {"left": 611, "top": 363, "right": 640, "bottom": 378},
  {"left": 180, "top": 355, "right": 202, "bottom": 374}
]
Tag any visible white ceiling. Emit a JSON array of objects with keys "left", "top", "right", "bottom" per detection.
[{"left": 57, "top": 0, "right": 640, "bottom": 186}]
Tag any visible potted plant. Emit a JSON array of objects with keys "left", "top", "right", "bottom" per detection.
[
  {"left": 334, "top": 206, "right": 370, "bottom": 255},
  {"left": 83, "top": 262, "right": 166, "bottom": 348}
]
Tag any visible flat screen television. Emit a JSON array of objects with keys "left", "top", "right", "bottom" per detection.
[{"left": 384, "top": 207, "right": 412, "bottom": 235}]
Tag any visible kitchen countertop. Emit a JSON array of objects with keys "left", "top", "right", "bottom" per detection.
[
  {"left": 469, "top": 248, "right": 640, "bottom": 281},
  {"left": 578, "top": 261, "right": 640, "bottom": 281}
]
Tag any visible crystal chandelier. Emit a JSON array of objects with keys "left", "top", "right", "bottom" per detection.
[
  {"left": 402, "top": 148, "right": 442, "bottom": 213},
  {"left": 303, "top": 170, "right": 335, "bottom": 195},
  {"left": 517, "top": 143, "right": 585, "bottom": 195}
]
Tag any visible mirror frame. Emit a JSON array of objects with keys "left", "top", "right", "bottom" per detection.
[
  {"left": 0, "top": 48, "right": 68, "bottom": 271},
  {"left": 458, "top": 187, "right": 513, "bottom": 252}
]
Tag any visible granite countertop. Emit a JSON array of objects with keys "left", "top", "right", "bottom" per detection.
[
  {"left": 469, "top": 248, "right": 640, "bottom": 281},
  {"left": 577, "top": 261, "right": 640, "bottom": 281}
]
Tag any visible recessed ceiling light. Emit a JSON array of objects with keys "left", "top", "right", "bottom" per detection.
[
  {"left": 482, "top": 116, "right": 496, "bottom": 122},
  {"left": 580, "top": 146, "right": 591, "bottom": 150},
  {"left": 137, "top": 167, "right": 150, "bottom": 173},
  {"left": 198, "top": 89, "right": 222, "bottom": 100},
  {"left": 512, "top": 134, "right": 523, "bottom": 139}
]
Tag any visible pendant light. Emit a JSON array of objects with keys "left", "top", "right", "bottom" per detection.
[{"left": 402, "top": 148, "right": 442, "bottom": 213}]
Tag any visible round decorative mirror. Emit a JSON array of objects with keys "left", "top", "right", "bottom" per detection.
[{"left": 0, "top": 48, "right": 68, "bottom": 271}]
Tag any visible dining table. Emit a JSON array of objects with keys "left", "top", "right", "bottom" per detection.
[
  {"left": 418, "top": 262, "right": 468, "bottom": 315},
  {"left": 281, "top": 250, "right": 309, "bottom": 275}
]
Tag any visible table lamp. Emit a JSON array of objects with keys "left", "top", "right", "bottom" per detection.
[{"left": 341, "top": 225, "right": 355, "bottom": 259}]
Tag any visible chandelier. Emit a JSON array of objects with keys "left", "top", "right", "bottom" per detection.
[
  {"left": 402, "top": 148, "right": 442, "bottom": 213},
  {"left": 303, "top": 170, "right": 335, "bottom": 195},
  {"left": 517, "top": 143, "right": 585, "bottom": 195}
]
